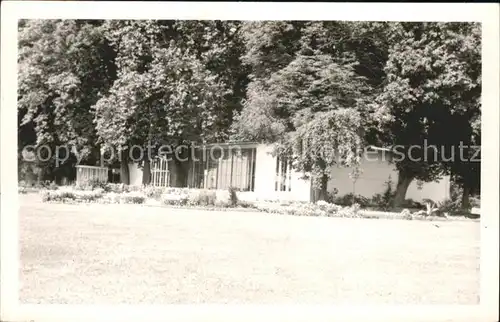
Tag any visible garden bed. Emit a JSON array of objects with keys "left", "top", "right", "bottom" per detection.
[{"left": 34, "top": 184, "right": 478, "bottom": 222}]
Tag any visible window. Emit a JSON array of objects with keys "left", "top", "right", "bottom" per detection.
[
  {"left": 275, "top": 156, "right": 291, "bottom": 192},
  {"left": 189, "top": 146, "right": 257, "bottom": 191}
]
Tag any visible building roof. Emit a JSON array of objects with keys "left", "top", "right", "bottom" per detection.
[{"left": 366, "top": 145, "right": 393, "bottom": 152}]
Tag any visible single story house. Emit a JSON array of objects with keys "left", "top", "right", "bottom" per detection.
[{"left": 127, "top": 142, "right": 450, "bottom": 203}]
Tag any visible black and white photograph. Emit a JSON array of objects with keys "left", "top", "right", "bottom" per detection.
[{"left": 1, "top": 2, "right": 498, "bottom": 322}]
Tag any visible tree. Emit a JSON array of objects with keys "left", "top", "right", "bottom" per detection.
[
  {"left": 18, "top": 19, "right": 116, "bottom": 183},
  {"left": 375, "top": 22, "right": 481, "bottom": 207},
  {"left": 233, "top": 22, "right": 384, "bottom": 200},
  {"left": 94, "top": 20, "right": 237, "bottom": 185}
]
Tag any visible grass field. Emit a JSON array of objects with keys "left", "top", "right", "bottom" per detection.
[{"left": 20, "top": 194, "right": 480, "bottom": 304}]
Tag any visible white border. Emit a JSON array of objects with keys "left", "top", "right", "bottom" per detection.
[{"left": 1, "top": 2, "right": 498, "bottom": 322}]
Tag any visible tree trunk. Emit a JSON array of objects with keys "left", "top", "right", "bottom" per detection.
[
  {"left": 393, "top": 171, "right": 414, "bottom": 207},
  {"left": 315, "top": 174, "right": 329, "bottom": 202},
  {"left": 142, "top": 158, "right": 151, "bottom": 185},
  {"left": 461, "top": 185, "right": 471, "bottom": 210},
  {"left": 120, "top": 149, "right": 130, "bottom": 185}
]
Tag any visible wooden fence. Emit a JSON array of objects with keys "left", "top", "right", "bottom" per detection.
[{"left": 76, "top": 165, "right": 108, "bottom": 183}]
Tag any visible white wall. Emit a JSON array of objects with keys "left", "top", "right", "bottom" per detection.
[
  {"left": 128, "top": 163, "right": 143, "bottom": 186},
  {"left": 327, "top": 151, "right": 398, "bottom": 198},
  {"left": 326, "top": 151, "right": 450, "bottom": 202},
  {"left": 127, "top": 148, "right": 450, "bottom": 203},
  {"left": 406, "top": 177, "right": 450, "bottom": 202},
  {"left": 253, "top": 144, "right": 311, "bottom": 202}
]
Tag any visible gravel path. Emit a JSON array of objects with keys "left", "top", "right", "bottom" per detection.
[{"left": 20, "top": 194, "right": 480, "bottom": 304}]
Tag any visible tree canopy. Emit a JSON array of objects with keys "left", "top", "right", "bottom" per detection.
[{"left": 17, "top": 20, "right": 481, "bottom": 208}]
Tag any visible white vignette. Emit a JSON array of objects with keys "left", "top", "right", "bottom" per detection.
[{"left": 0, "top": 2, "right": 498, "bottom": 322}]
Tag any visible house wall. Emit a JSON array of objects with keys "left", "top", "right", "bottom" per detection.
[
  {"left": 128, "top": 163, "right": 143, "bottom": 186},
  {"left": 126, "top": 145, "right": 449, "bottom": 204},
  {"left": 326, "top": 151, "right": 450, "bottom": 202},
  {"left": 251, "top": 144, "right": 312, "bottom": 202}
]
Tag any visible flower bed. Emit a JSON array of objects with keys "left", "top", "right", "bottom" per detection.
[{"left": 37, "top": 184, "right": 477, "bottom": 222}]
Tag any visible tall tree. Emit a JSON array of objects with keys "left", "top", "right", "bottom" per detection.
[
  {"left": 94, "top": 20, "right": 241, "bottom": 185},
  {"left": 375, "top": 22, "right": 481, "bottom": 207},
  {"left": 233, "top": 22, "right": 384, "bottom": 200},
  {"left": 18, "top": 19, "right": 116, "bottom": 182}
]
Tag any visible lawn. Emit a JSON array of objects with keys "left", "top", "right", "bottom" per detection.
[{"left": 20, "top": 193, "right": 480, "bottom": 304}]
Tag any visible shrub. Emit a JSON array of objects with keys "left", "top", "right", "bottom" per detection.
[
  {"left": 107, "top": 183, "right": 128, "bottom": 193},
  {"left": 41, "top": 189, "right": 76, "bottom": 202},
  {"left": 255, "top": 200, "right": 355, "bottom": 218},
  {"left": 237, "top": 200, "right": 255, "bottom": 208},
  {"left": 41, "top": 181, "right": 59, "bottom": 190},
  {"left": 325, "top": 188, "right": 339, "bottom": 203},
  {"left": 143, "top": 185, "right": 164, "bottom": 199},
  {"left": 368, "top": 177, "right": 395, "bottom": 210},
  {"left": 75, "top": 179, "right": 109, "bottom": 191},
  {"left": 18, "top": 186, "right": 27, "bottom": 194},
  {"left": 228, "top": 187, "right": 239, "bottom": 207},
  {"left": 400, "top": 209, "right": 413, "bottom": 220},
  {"left": 121, "top": 192, "right": 146, "bottom": 204},
  {"left": 435, "top": 198, "right": 474, "bottom": 216},
  {"left": 470, "top": 196, "right": 480, "bottom": 208},
  {"left": 333, "top": 193, "right": 370, "bottom": 207},
  {"left": 161, "top": 190, "right": 189, "bottom": 206},
  {"left": 102, "top": 192, "right": 121, "bottom": 204},
  {"left": 75, "top": 190, "right": 104, "bottom": 202},
  {"left": 400, "top": 198, "right": 423, "bottom": 209},
  {"left": 214, "top": 189, "right": 236, "bottom": 208},
  {"left": 188, "top": 189, "right": 217, "bottom": 206}
]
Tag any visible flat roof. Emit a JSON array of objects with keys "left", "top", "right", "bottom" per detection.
[{"left": 195, "top": 141, "right": 260, "bottom": 148}]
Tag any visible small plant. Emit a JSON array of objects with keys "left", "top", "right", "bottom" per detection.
[
  {"left": 414, "top": 199, "right": 440, "bottom": 216},
  {"left": 326, "top": 188, "right": 339, "bottom": 203},
  {"left": 228, "top": 187, "right": 239, "bottom": 207},
  {"left": 400, "top": 209, "right": 413, "bottom": 220}
]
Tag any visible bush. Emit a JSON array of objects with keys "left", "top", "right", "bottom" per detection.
[
  {"left": 161, "top": 190, "right": 189, "bottom": 206},
  {"left": 42, "top": 189, "right": 76, "bottom": 202},
  {"left": 435, "top": 198, "right": 474, "bottom": 216},
  {"left": 75, "top": 190, "right": 104, "bottom": 202},
  {"left": 107, "top": 183, "right": 128, "bottom": 193},
  {"left": 18, "top": 186, "right": 27, "bottom": 194},
  {"left": 400, "top": 198, "right": 423, "bottom": 209},
  {"left": 143, "top": 185, "right": 164, "bottom": 199},
  {"left": 188, "top": 189, "right": 217, "bottom": 206},
  {"left": 41, "top": 181, "right": 58, "bottom": 190},
  {"left": 237, "top": 200, "right": 255, "bottom": 208},
  {"left": 102, "top": 192, "right": 121, "bottom": 204},
  {"left": 255, "top": 200, "right": 355, "bottom": 218},
  {"left": 121, "top": 192, "right": 146, "bottom": 204},
  {"left": 368, "top": 177, "right": 395, "bottom": 210},
  {"left": 228, "top": 187, "right": 239, "bottom": 207},
  {"left": 333, "top": 193, "right": 370, "bottom": 207},
  {"left": 400, "top": 209, "right": 413, "bottom": 220},
  {"left": 75, "top": 179, "right": 109, "bottom": 191},
  {"left": 42, "top": 188, "right": 105, "bottom": 203}
]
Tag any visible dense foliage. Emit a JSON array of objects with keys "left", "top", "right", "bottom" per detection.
[{"left": 18, "top": 20, "right": 481, "bottom": 209}]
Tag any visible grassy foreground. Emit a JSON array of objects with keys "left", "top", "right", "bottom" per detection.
[{"left": 20, "top": 194, "right": 480, "bottom": 304}]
